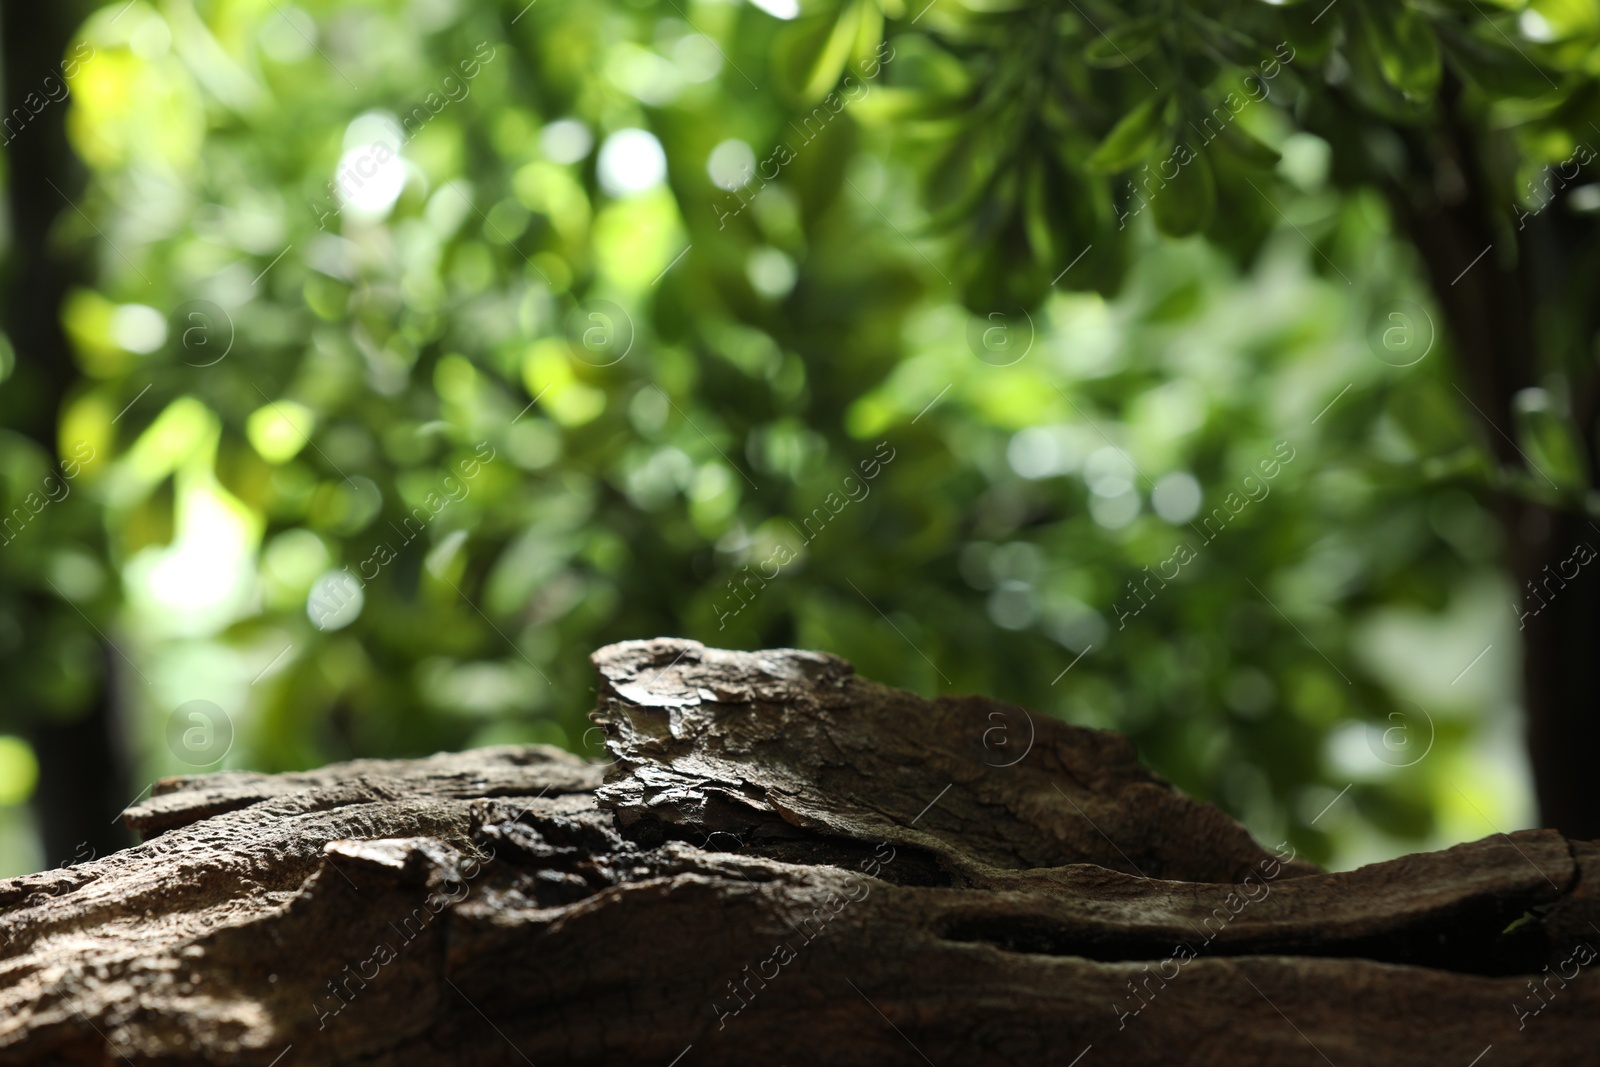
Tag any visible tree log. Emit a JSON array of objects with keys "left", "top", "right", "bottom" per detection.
[{"left": 2, "top": 638, "right": 1597, "bottom": 1065}]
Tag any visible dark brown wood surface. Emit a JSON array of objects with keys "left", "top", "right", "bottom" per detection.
[{"left": 2, "top": 638, "right": 1596, "bottom": 1065}]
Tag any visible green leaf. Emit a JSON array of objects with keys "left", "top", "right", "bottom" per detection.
[
  {"left": 1148, "top": 140, "right": 1215, "bottom": 237},
  {"left": 774, "top": 16, "right": 838, "bottom": 102},
  {"left": 1084, "top": 15, "right": 1162, "bottom": 69},
  {"left": 774, "top": 2, "right": 868, "bottom": 103},
  {"left": 923, "top": 125, "right": 999, "bottom": 232},
  {"left": 888, "top": 33, "right": 972, "bottom": 99},
  {"left": 1215, "top": 123, "right": 1282, "bottom": 169},
  {"left": 1087, "top": 93, "right": 1167, "bottom": 173},
  {"left": 1341, "top": 8, "right": 1425, "bottom": 120},
  {"left": 850, "top": 1, "right": 886, "bottom": 78},
  {"left": 1024, "top": 159, "right": 1074, "bottom": 265},
  {"left": 1437, "top": 22, "right": 1558, "bottom": 99},
  {"left": 1360, "top": 3, "right": 1441, "bottom": 99}
]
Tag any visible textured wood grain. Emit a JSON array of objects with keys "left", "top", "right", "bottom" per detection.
[{"left": 1, "top": 638, "right": 1596, "bottom": 1065}]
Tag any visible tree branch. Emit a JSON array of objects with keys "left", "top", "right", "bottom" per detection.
[{"left": 1, "top": 640, "right": 1598, "bottom": 1065}]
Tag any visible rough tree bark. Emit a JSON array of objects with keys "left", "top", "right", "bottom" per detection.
[{"left": 2, "top": 639, "right": 1598, "bottom": 1065}]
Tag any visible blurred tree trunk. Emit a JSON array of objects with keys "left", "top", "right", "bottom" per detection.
[
  {"left": 1, "top": 640, "right": 1598, "bottom": 1066},
  {"left": 0, "top": 0, "right": 129, "bottom": 868},
  {"left": 1387, "top": 85, "right": 1600, "bottom": 841},
  {"left": 1516, "top": 507, "right": 1600, "bottom": 840}
]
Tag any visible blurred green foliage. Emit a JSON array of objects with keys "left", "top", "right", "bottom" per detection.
[{"left": 8, "top": 0, "right": 1596, "bottom": 874}]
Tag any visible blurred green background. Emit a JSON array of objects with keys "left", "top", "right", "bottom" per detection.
[{"left": 2, "top": 0, "right": 1577, "bottom": 877}]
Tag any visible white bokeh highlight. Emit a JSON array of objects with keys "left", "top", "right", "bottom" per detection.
[{"left": 597, "top": 128, "right": 668, "bottom": 198}]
